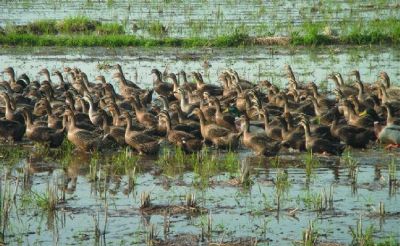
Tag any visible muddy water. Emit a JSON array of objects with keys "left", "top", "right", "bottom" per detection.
[
  {"left": 1, "top": 1, "right": 399, "bottom": 37},
  {"left": 0, "top": 46, "right": 399, "bottom": 245}
]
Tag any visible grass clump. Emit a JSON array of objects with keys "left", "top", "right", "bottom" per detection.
[
  {"left": 56, "top": 16, "right": 99, "bottom": 34},
  {"left": 96, "top": 23, "right": 124, "bottom": 35}
]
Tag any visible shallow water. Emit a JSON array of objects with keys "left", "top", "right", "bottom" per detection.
[
  {"left": 1, "top": 146, "right": 399, "bottom": 245},
  {"left": 0, "top": 45, "right": 400, "bottom": 245},
  {"left": 1, "top": 1, "right": 399, "bottom": 37},
  {"left": 1, "top": 45, "right": 400, "bottom": 92}
]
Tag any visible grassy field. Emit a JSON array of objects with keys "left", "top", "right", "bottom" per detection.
[{"left": 1, "top": 17, "right": 400, "bottom": 47}]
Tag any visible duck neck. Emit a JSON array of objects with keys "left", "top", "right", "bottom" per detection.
[
  {"left": 197, "top": 110, "right": 206, "bottom": 129},
  {"left": 303, "top": 123, "right": 311, "bottom": 141},
  {"left": 386, "top": 106, "right": 394, "bottom": 124},
  {"left": 263, "top": 111, "right": 270, "bottom": 131},
  {"left": 380, "top": 87, "right": 389, "bottom": 103},
  {"left": 336, "top": 73, "right": 344, "bottom": 86},
  {"left": 3, "top": 95, "right": 13, "bottom": 117},
  {"left": 102, "top": 116, "right": 110, "bottom": 133},
  {"left": 310, "top": 98, "right": 320, "bottom": 116},
  {"left": 125, "top": 115, "right": 132, "bottom": 133},
  {"left": 175, "top": 106, "right": 184, "bottom": 123},
  {"left": 164, "top": 116, "right": 172, "bottom": 133},
  {"left": 24, "top": 111, "right": 33, "bottom": 127},
  {"left": 214, "top": 99, "right": 222, "bottom": 115},
  {"left": 312, "top": 85, "right": 319, "bottom": 98}
]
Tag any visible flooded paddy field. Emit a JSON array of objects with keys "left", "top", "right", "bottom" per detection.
[
  {"left": 1, "top": 0, "right": 400, "bottom": 37},
  {"left": 0, "top": 45, "right": 399, "bottom": 245}
]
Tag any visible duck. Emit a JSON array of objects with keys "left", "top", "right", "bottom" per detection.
[
  {"left": 178, "top": 70, "right": 197, "bottom": 92},
  {"left": 151, "top": 68, "right": 174, "bottom": 100},
  {"left": 279, "top": 116, "right": 306, "bottom": 151},
  {"left": 328, "top": 72, "right": 357, "bottom": 97},
  {"left": 375, "top": 121, "right": 400, "bottom": 147},
  {"left": 176, "top": 88, "right": 199, "bottom": 115},
  {"left": 240, "top": 115, "right": 280, "bottom": 156},
  {"left": 260, "top": 107, "right": 282, "bottom": 141},
  {"left": 113, "top": 63, "right": 141, "bottom": 89},
  {"left": 100, "top": 113, "right": 126, "bottom": 146},
  {"left": 22, "top": 108, "right": 64, "bottom": 148},
  {"left": 330, "top": 112, "right": 375, "bottom": 148},
  {"left": 3, "top": 67, "right": 27, "bottom": 93},
  {"left": 208, "top": 97, "right": 237, "bottom": 131},
  {"left": 0, "top": 118, "right": 25, "bottom": 142},
  {"left": 379, "top": 71, "right": 400, "bottom": 98},
  {"left": 83, "top": 95, "right": 107, "bottom": 127},
  {"left": 158, "top": 111, "right": 202, "bottom": 153},
  {"left": 63, "top": 109, "right": 112, "bottom": 152},
  {"left": 0, "top": 92, "right": 25, "bottom": 124},
  {"left": 340, "top": 99, "right": 374, "bottom": 128},
  {"left": 129, "top": 96, "right": 157, "bottom": 128},
  {"left": 299, "top": 117, "right": 345, "bottom": 155},
  {"left": 122, "top": 112, "right": 160, "bottom": 155},
  {"left": 191, "top": 108, "right": 241, "bottom": 149},
  {"left": 192, "top": 72, "right": 222, "bottom": 96},
  {"left": 382, "top": 103, "right": 400, "bottom": 125}
]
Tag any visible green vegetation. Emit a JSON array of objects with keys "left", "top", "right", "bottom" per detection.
[{"left": 2, "top": 17, "right": 400, "bottom": 47}]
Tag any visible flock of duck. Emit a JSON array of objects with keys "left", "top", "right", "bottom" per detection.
[{"left": 0, "top": 64, "right": 399, "bottom": 157}]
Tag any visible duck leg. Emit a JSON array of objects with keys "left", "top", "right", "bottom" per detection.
[{"left": 385, "top": 143, "right": 400, "bottom": 150}]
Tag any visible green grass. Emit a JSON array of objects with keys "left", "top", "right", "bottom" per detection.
[{"left": 1, "top": 17, "right": 400, "bottom": 47}]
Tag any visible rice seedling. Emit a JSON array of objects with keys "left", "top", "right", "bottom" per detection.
[
  {"left": 222, "top": 150, "right": 240, "bottom": 174},
  {"left": 111, "top": 147, "right": 140, "bottom": 174},
  {"left": 140, "top": 191, "right": 151, "bottom": 209},
  {"left": 0, "top": 145, "right": 27, "bottom": 166},
  {"left": 0, "top": 172, "right": 13, "bottom": 237},
  {"left": 33, "top": 182, "right": 58, "bottom": 212},
  {"left": 146, "top": 224, "right": 156, "bottom": 246},
  {"left": 303, "top": 150, "right": 319, "bottom": 183},
  {"left": 302, "top": 220, "right": 318, "bottom": 246},
  {"left": 379, "top": 201, "right": 385, "bottom": 217},
  {"left": 163, "top": 212, "right": 170, "bottom": 239},
  {"left": 349, "top": 216, "right": 375, "bottom": 245},
  {"left": 147, "top": 21, "right": 168, "bottom": 38},
  {"left": 342, "top": 149, "right": 359, "bottom": 184},
  {"left": 274, "top": 169, "right": 291, "bottom": 212},
  {"left": 185, "top": 193, "right": 197, "bottom": 208},
  {"left": 238, "top": 159, "right": 252, "bottom": 186},
  {"left": 388, "top": 156, "right": 397, "bottom": 183}
]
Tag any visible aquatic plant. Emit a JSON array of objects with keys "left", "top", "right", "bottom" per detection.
[
  {"left": 274, "top": 169, "right": 291, "bottom": 212},
  {"left": 0, "top": 145, "right": 27, "bottom": 166},
  {"left": 146, "top": 224, "right": 156, "bottom": 246},
  {"left": 303, "top": 149, "right": 319, "bottom": 182},
  {"left": 185, "top": 193, "right": 197, "bottom": 208},
  {"left": 349, "top": 216, "right": 375, "bottom": 246},
  {"left": 111, "top": 147, "right": 140, "bottom": 173},
  {"left": 302, "top": 220, "right": 319, "bottom": 246},
  {"left": 140, "top": 191, "right": 151, "bottom": 209}
]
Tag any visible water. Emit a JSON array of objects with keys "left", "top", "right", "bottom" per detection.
[
  {"left": 1, "top": 45, "right": 400, "bottom": 92},
  {"left": 1, "top": 147, "right": 399, "bottom": 245},
  {"left": 1, "top": 43, "right": 400, "bottom": 245},
  {"left": 1, "top": 0, "right": 399, "bottom": 37}
]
